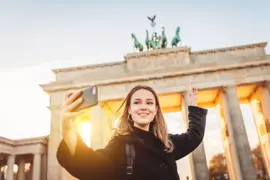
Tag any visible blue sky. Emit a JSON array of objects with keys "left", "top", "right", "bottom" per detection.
[
  {"left": 0, "top": 1, "right": 268, "bottom": 178},
  {"left": 0, "top": 0, "right": 269, "bottom": 69}
]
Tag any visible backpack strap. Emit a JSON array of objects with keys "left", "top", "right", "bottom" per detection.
[{"left": 125, "top": 143, "right": 135, "bottom": 179}]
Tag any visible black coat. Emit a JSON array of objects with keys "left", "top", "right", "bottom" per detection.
[{"left": 57, "top": 106, "right": 207, "bottom": 180}]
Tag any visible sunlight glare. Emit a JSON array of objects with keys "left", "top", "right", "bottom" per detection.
[
  {"left": 80, "top": 122, "right": 92, "bottom": 147},
  {"left": 75, "top": 109, "right": 92, "bottom": 147}
]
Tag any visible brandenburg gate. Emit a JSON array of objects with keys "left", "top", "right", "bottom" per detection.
[
  {"left": 0, "top": 42, "right": 269, "bottom": 180},
  {"left": 39, "top": 41, "right": 270, "bottom": 180}
]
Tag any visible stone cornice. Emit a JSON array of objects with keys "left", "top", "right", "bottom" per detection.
[
  {"left": 50, "top": 42, "right": 267, "bottom": 74},
  {"left": 14, "top": 136, "right": 48, "bottom": 146},
  {"left": 0, "top": 136, "right": 48, "bottom": 146},
  {"left": 190, "top": 42, "right": 267, "bottom": 55},
  {"left": 52, "top": 61, "right": 124, "bottom": 73},
  {"left": 41, "top": 55, "right": 270, "bottom": 92},
  {"left": 0, "top": 136, "right": 15, "bottom": 146}
]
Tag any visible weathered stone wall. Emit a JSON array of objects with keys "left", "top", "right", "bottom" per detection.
[
  {"left": 49, "top": 42, "right": 267, "bottom": 86},
  {"left": 190, "top": 43, "right": 266, "bottom": 64},
  {"left": 46, "top": 59, "right": 270, "bottom": 108},
  {"left": 53, "top": 62, "right": 126, "bottom": 82}
]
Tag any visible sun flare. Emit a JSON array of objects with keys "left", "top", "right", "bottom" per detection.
[
  {"left": 74, "top": 110, "right": 92, "bottom": 147},
  {"left": 81, "top": 122, "right": 92, "bottom": 147},
  {"left": 76, "top": 121, "right": 92, "bottom": 147}
]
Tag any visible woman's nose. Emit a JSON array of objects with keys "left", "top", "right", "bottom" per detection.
[{"left": 139, "top": 105, "right": 147, "bottom": 111}]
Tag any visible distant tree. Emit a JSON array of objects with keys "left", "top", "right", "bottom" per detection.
[
  {"left": 209, "top": 153, "right": 229, "bottom": 180},
  {"left": 252, "top": 145, "right": 269, "bottom": 180},
  {"left": 209, "top": 145, "right": 269, "bottom": 180}
]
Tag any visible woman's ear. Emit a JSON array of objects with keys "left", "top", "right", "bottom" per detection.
[
  {"left": 155, "top": 106, "right": 158, "bottom": 114},
  {"left": 128, "top": 107, "right": 131, "bottom": 115}
]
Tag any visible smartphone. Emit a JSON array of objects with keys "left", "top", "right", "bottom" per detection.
[{"left": 73, "top": 85, "right": 98, "bottom": 112}]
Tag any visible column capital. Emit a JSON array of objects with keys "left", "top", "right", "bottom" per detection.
[
  {"left": 262, "top": 80, "right": 270, "bottom": 85},
  {"left": 7, "top": 154, "right": 15, "bottom": 160},
  {"left": 221, "top": 85, "right": 237, "bottom": 92},
  {"left": 262, "top": 80, "right": 270, "bottom": 91}
]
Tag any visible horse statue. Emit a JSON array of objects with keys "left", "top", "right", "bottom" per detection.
[
  {"left": 171, "top": 26, "right": 181, "bottom": 47},
  {"left": 131, "top": 33, "right": 144, "bottom": 52},
  {"left": 145, "top": 30, "right": 151, "bottom": 50}
]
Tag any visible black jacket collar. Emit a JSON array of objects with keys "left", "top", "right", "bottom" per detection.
[{"left": 132, "top": 126, "right": 156, "bottom": 140}]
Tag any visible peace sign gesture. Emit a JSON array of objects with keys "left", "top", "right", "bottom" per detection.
[{"left": 185, "top": 80, "right": 198, "bottom": 106}]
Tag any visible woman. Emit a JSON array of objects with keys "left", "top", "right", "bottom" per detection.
[{"left": 57, "top": 85, "right": 207, "bottom": 180}]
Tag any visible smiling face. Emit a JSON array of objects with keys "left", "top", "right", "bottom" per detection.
[
  {"left": 115, "top": 85, "right": 173, "bottom": 152},
  {"left": 128, "top": 89, "right": 158, "bottom": 131}
]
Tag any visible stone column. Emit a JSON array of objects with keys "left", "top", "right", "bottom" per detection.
[
  {"left": 41, "top": 154, "right": 47, "bottom": 180},
  {"left": 216, "top": 86, "right": 256, "bottom": 180},
  {"left": 6, "top": 154, "right": 15, "bottom": 180},
  {"left": 32, "top": 154, "right": 41, "bottom": 180},
  {"left": 17, "top": 159, "right": 25, "bottom": 180},
  {"left": 181, "top": 95, "right": 210, "bottom": 180},
  {"left": 47, "top": 109, "right": 63, "bottom": 180},
  {"left": 250, "top": 82, "right": 270, "bottom": 177},
  {"left": 216, "top": 104, "right": 241, "bottom": 180}
]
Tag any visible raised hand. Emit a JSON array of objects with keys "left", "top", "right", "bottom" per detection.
[
  {"left": 61, "top": 91, "right": 84, "bottom": 119},
  {"left": 59, "top": 90, "right": 86, "bottom": 154},
  {"left": 185, "top": 80, "right": 198, "bottom": 106},
  {"left": 60, "top": 91, "right": 85, "bottom": 134}
]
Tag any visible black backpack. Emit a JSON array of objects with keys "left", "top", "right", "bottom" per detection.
[{"left": 125, "top": 143, "right": 135, "bottom": 179}]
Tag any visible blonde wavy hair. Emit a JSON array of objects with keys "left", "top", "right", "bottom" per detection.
[{"left": 112, "top": 85, "right": 174, "bottom": 152}]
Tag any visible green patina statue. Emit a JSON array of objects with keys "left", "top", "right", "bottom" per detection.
[
  {"left": 145, "top": 30, "right": 160, "bottom": 50},
  {"left": 145, "top": 30, "right": 151, "bottom": 50},
  {"left": 171, "top": 26, "right": 181, "bottom": 47},
  {"left": 160, "top": 26, "right": 167, "bottom": 48},
  {"left": 131, "top": 33, "right": 144, "bottom": 52},
  {"left": 130, "top": 15, "right": 182, "bottom": 52},
  {"left": 152, "top": 32, "right": 160, "bottom": 49}
]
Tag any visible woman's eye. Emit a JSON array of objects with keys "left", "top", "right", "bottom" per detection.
[
  {"left": 147, "top": 102, "right": 154, "bottom": 105},
  {"left": 134, "top": 101, "right": 140, "bottom": 104}
]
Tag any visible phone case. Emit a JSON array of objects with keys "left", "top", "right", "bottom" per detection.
[{"left": 74, "top": 86, "right": 98, "bottom": 111}]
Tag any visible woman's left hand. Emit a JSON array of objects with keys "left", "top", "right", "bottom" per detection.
[{"left": 186, "top": 81, "right": 198, "bottom": 106}]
